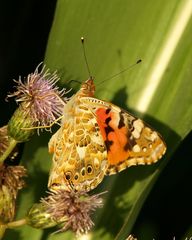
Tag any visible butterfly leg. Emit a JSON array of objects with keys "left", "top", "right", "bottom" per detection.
[
  {"left": 21, "top": 115, "right": 63, "bottom": 130},
  {"left": 48, "top": 129, "right": 61, "bottom": 153}
]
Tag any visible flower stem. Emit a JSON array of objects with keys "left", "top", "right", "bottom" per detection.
[
  {"left": 0, "top": 225, "right": 6, "bottom": 240},
  {"left": 0, "top": 137, "right": 17, "bottom": 163},
  {"left": 7, "top": 218, "right": 27, "bottom": 228},
  {"left": 0, "top": 219, "right": 27, "bottom": 239}
]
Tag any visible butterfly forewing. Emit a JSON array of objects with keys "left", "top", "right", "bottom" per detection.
[{"left": 81, "top": 97, "right": 166, "bottom": 175}]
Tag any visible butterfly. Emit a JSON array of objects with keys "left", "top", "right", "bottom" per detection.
[{"left": 48, "top": 78, "right": 166, "bottom": 192}]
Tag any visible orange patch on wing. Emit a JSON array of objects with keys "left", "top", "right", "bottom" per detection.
[
  {"left": 96, "top": 108, "right": 130, "bottom": 165},
  {"left": 107, "top": 127, "right": 130, "bottom": 165}
]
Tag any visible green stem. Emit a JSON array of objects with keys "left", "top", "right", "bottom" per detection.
[
  {"left": 0, "top": 138, "right": 17, "bottom": 163},
  {"left": 0, "top": 219, "right": 27, "bottom": 239},
  {"left": 0, "top": 225, "right": 6, "bottom": 240},
  {"left": 7, "top": 218, "right": 27, "bottom": 229}
]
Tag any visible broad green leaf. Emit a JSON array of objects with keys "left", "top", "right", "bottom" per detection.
[{"left": 4, "top": 0, "right": 192, "bottom": 239}]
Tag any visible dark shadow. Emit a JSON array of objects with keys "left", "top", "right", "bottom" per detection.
[
  {"left": 3, "top": 228, "right": 22, "bottom": 240},
  {"left": 0, "top": 0, "right": 57, "bottom": 126},
  {"left": 133, "top": 131, "right": 192, "bottom": 240},
  {"left": 112, "top": 87, "right": 129, "bottom": 110},
  {"left": 4, "top": 143, "right": 25, "bottom": 166},
  {"left": 41, "top": 228, "right": 55, "bottom": 240}
]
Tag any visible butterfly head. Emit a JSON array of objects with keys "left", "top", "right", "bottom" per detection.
[{"left": 80, "top": 78, "right": 95, "bottom": 97}]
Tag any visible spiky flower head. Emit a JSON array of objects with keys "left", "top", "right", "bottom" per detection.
[
  {"left": 7, "top": 64, "right": 68, "bottom": 142},
  {"left": 27, "top": 190, "right": 104, "bottom": 235},
  {"left": 0, "top": 164, "right": 27, "bottom": 222}
]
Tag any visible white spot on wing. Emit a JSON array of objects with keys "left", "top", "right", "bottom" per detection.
[
  {"left": 132, "top": 130, "right": 140, "bottom": 139},
  {"left": 133, "top": 119, "right": 144, "bottom": 132},
  {"left": 77, "top": 146, "right": 86, "bottom": 159},
  {"left": 150, "top": 132, "right": 158, "bottom": 141},
  {"left": 133, "top": 144, "right": 141, "bottom": 152},
  {"left": 132, "top": 120, "right": 144, "bottom": 139}
]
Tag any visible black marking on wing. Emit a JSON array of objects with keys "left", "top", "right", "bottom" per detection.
[
  {"left": 105, "top": 117, "right": 111, "bottom": 124},
  {"left": 104, "top": 139, "right": 113, "bottom": 151},
  {"left": 128, "top": 117, "right": 135, "bottom": 132},
  {"left": 118, "top": 111, "right": 125, "bottom": 129},
  {"left": 105, "top": 108, "right": 111, "bottom": 114},
  {"left": 105, "top": 125, "right": 114, "bottom": 135},
  {"left": 124, "top": 131, "right": 137, "bottom": 151}
]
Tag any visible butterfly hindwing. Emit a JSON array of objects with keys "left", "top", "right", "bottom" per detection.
[{"left": 48, "top": 101, "right": 108, "bottom": 192}]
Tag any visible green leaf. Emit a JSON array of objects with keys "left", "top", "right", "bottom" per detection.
[{"left": 5, "top": 0, "right": 192, "bottom": 239}]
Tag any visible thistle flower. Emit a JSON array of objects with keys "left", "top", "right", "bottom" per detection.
[
  {"left": 27, "top": 190, "right": 104, "bottom": 235},
  {"left": 7, "top": 64, "right": 68, "bottom": 142},
  {"left": 0, "top": 164, "right": 27, "bottom": 222}
]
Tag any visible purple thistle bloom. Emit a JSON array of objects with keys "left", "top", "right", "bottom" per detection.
[
  {"left": 41, "top": 190, "right": 105, "bottom": 235},
  {"left": 8, "top": 63, "right": 68, "bottom": 129}
]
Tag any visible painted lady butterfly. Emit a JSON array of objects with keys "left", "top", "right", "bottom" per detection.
[{"left": 48, "top": 78, "right": 166, "bottom": 192}]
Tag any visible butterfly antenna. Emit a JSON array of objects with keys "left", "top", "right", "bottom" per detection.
[
  {"left": 98, "top": 59, "right": 142, "bottom": 86},
  {"left": 81, "top": 37, "right": 92, "bottom": 79}
]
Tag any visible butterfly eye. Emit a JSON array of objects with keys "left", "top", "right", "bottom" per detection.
[
  {"left": 65, "top": 171, "right": 72, "bottom": 180},
  {"left": 87, "top": 165, "right": 93, "bottom": 174}
]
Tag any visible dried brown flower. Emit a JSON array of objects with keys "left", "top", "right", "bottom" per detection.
[
  {"left": 0, "top": 164, "right": 27, "bottom": 222},
  {"left": 0, "top": 126, "right": 9, "bottom": 156}
]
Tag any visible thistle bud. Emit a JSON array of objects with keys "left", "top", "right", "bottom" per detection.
[
  {"left": 26, "top": 203, "right": 61, "bottom": 229},
  {"left": 8, "top": 105, "right": 35, "bottom": 142}
]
